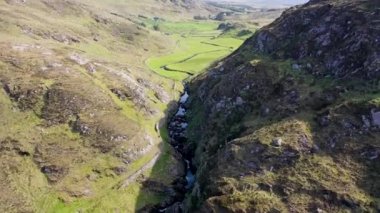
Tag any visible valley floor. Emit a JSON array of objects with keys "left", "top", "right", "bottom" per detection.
[
  {"left": 0, "top": 0, "right": 250, "bottom": 210},
  {"left": 146, "top": 21, "right": 244, "bottom": 81}
]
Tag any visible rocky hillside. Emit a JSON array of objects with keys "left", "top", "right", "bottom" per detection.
[
  {"left": 101, "top": 0, "right": 208, "bottom": 19},
  {"left": 159, "top": 0, "right": 200, "bottom": 8},
  {"left": 0, "top": 0, "right": 190, "bottom": 211},
  {"left": 186, "top": 0, "right": 380, "bottom": 212}
]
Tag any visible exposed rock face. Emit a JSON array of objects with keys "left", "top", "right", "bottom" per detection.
[
  {"left": 40, "top": 165, "right": 68, "bottom": 183},
  {"left": 2, "top": 81, "right": 45, "bottom": 110},
  {"left": 5, "top": 0, "right": 26, "bottom": 4},
  {"left": 243, "top": 0, "right": 380, "bottom": 78},
  {"left": 372, "top": 109, "right": 380, "bottom": 126},
  {"left": 41, "top": 87, "right": 91, "bottom": 125},
  {"left": 185, "top": 0, "right": 380, "bottom": 212},
  {"left": 52, "top": 33, "right": 80, "bottom": 44}
]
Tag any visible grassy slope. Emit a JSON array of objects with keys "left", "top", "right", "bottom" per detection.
[
  {"left": 0, "top": 0, "right": 186, "bottom": 212},
  {"left": 0, "top": 0, "right": 247, "bottom": 211},
  {"left": 0, "top": 0, "right": 277, "bottom": 211},
  {"left": 146, "top": 20, "right": 244, "bottom": 81},
  {"left": 186, "top": 55, "right": 380, "bottom": 212}
]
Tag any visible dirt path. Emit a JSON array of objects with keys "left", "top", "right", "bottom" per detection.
[{"left": 118, "top": 152, "right": 161, "bottom": 189}]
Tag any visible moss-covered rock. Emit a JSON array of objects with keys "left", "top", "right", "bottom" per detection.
[{"left": 185, "top": 0, "right": 380, "bottom": 212}]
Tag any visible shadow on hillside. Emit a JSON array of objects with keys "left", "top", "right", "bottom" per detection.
[
  {"left": 133, "top": 98, "right": 187, "bottom": 212},
  {"left": 131, "top": 85, "right": 380, "bottom": 212},
  {"left": 174, "top": 105, "right": 380, "bottom": 212}
]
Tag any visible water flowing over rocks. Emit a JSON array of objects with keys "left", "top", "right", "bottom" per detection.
[{"left": 156, "top": 89, "right": 196, "bottom": 213}]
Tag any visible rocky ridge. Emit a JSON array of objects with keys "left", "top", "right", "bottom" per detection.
[{"left": 185, "top": 0, "right": 380, "bottom": 212}]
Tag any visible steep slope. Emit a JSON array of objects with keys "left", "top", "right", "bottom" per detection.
[
  {"left": 0, "top": 0, "right": 189, "bottom": 211},
  {"left": 186, "top": 0, "right": 380, "bottom": 212}
]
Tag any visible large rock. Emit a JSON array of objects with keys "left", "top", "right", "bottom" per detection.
[
  {"left": 371, "top": 109, "right": 380, "bottom": 126},
  {"left": 244, "top": 0, "right": 380, "bottom": 79}
]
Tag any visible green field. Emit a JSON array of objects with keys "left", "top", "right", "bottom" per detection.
[
  {"left": 145, "top": 21, "right": 244, "bottom": 81},
  {"left": 0, "top": 1, "right": 245, "bottom": 211}
]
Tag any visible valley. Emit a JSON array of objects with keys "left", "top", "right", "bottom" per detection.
[
  {"left": 145, "top": 21, "right": 244, "bottom": 81},
  {"left": 0, "top": 0, "right": 379, "bottom": 213},
  {"left": 0, "top": 0, "right": 276, "bottom": 212}
]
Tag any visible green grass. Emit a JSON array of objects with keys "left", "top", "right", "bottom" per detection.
[
  {"left": 167, "top": 49, "right": 230, "bottom": 73},
  {"left": 43, "top": 183, "right": 157, "bottom": 213},
  {"left": 44, "top": 123, "right": 179, "bottom": 213},
  {"left": 35, "top": 147, "right": 163, "bottom": 212},
  {"left": 146, "top": 22, "right": 244, "bottom": 81},
  {"left": 143, "top": 20, "right": 219, "bottom": 35},
  {"left": 0, "top": 2, "right": 243, "bottom": 212},
  {"left": 203, "top": 37, "right": 245, "bottom": 48},
  {"left": 145, "top": 127, "right": 176, "bottom": 183}
]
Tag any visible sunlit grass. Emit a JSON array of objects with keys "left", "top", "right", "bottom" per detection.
[{"left": 146, "top": 23, "right": 244, "bottom": 81}]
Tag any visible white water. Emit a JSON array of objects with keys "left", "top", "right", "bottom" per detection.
[
  {"left": 176, "top": 107, "right": 186, "bottom": 116},
  {"left": 185, "top": 160, "right": 196, "bottom": 189},
  {"left": 160, "top": 90, "right": 196, "bottom": 212},
  {"left": 181, "top": 123, "right": 189, "bottom": 129},
  {"left": 179, "top": 91, "right": 189, "bottom": 104}
]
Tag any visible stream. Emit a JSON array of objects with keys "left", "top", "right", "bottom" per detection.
[{"left": 158, "top": 89, "right": 196, "bottom": 212}]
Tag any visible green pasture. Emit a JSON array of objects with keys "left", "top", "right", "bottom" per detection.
[{"left": 145, "top": 21, "right": 244, "bottom": 81}]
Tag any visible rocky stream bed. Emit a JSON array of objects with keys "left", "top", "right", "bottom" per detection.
[{"left": 153, "top": 89, "right": 196, "bottom": 213}]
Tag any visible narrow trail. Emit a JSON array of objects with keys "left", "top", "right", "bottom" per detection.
[{"left": 117, "top": 152, "right": 161, "bottom": 189}]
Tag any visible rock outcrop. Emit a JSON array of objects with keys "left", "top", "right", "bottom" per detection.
[
  {"left": 185, "top": 0, "right": 380, "bottom": 212},
  {"left": 243, "top": 0, "right": 380, "bottom": 79}
]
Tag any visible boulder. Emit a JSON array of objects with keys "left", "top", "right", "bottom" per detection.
[
  {"left": 41, "top": 165, "right": 68, "bottom": 183},
  {"left": 371, "top": 109, "right": 380, "bottom": 126},
  {"left": 272, "top": 138, "right": 283, "bottom": 147}
]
